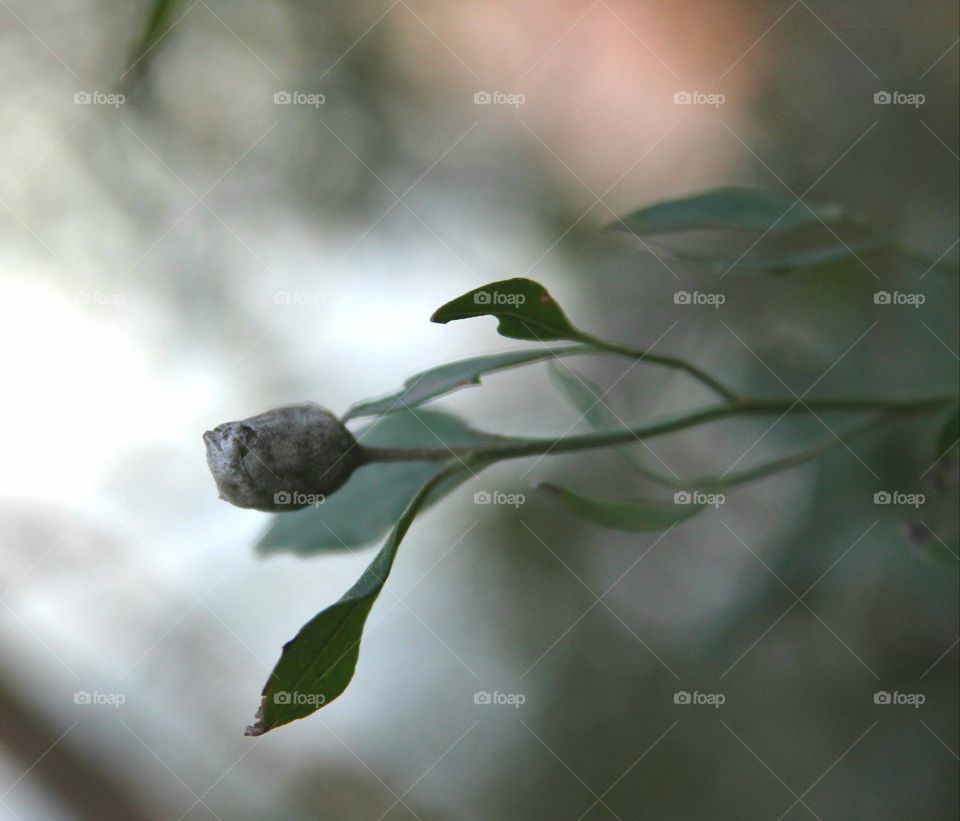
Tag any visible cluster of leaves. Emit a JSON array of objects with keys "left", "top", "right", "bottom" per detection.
[{"left": 246, "top": 187, "right": 958, "bottom": 735}]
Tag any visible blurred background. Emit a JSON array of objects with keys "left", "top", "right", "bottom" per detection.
[{"left": 0, "top": 0, "right": 957, "bottom": 818}]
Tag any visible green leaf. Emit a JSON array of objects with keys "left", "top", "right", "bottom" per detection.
[
  {"left": 937, "top": 406, "right": 959, "bottom": 459},
  {"left": 539, "top": 484, "right": 705, "bottom": 532},
  {"left": 908, "top": 526, "right": 959, "bottom": 573},
  {"left": 345, "top": 344, "right": 589, "bottom": 420},
  {"left": 547, "top": 362, "right": 651, "bottom": 473},
  {"left": 430, "top": 278, "right": 586, "bottom": 342},
  {"left": 665, "top": 238, "right": 889, "bottom": 275},
  {"left": 247, "top": 467, "right": 462, "bottom": 735},
  {"left": 896, "top": 246, "right": 959, "bottom": 279},
  {"left": 258, "top": 408, "right": 502, "bottom": 557},
  {"left": 129, "top": 0, "right": 183, "bottom": 69},
  {"left": 612, "top": 187, "right": 852, "bottom": 235},
  {"left": 919, "top": 538, "right": 960, "bottom": 571}
]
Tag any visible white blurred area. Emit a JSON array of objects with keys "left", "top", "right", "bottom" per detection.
[
  {"left": 1, "top": 1, "right": 955, "bottom": 819},
  {"left": 0, "top": 3, "right": 748, "bottom": 809}
]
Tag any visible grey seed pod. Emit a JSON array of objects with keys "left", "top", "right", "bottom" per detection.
[{"left": 204, "top": 403, "right": 362, "bottom": 512}]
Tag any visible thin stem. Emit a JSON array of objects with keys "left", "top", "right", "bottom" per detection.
[
  {"left": 578, "top": 334, "right": 741, "bottom": 402},
  {"left": 621, "top": 414, "right": 889, "bottom": 490},
  {"left": 471, "top": 397, "right": 948, "bottom": 461},
  {"left": 361, "top": 395, "right": 954, "bottom": 466},
  {"left": 361, "top": 445, "right": 457, "bottom": 463}
]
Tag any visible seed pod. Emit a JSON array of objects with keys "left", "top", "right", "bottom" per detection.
[{"left": 204, "top": 403, "right": 362, "bottom": 512}]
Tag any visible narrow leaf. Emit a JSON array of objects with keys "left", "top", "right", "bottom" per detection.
[
  {"left": 248, "top": 467, "right": 462, "bottom": 735},
  {"left": 258, "top": 408, "right": 503, "bottom": 556},
  {"left": 128, "top": 0, "right": 183, "bottom": 71},
  {"left": 612, "top": 187, "right": 852, "bottom": 235},
  {"left": 664, "top": 239, "right": 889, "bottom": 275},
  {"left": 430, "top": 278, "right": 586, "bottom": 342},
  {"left": 937, "top": 406, "right": 959, "bottom": 459},
  {"left": 539, "top": 484, "right": 705, "bottom": 532},
  {"left": 918, "top": 538, "right": 960, "bottom": 572},
  {"left": 345, "top": 344, "right": 588, "bottom": 420},
  {"left": 547, "top": 362, "right": 651, "bottom": 473},
  {"left": 906, "top": 524, "right": 960, "bottom": 573}
]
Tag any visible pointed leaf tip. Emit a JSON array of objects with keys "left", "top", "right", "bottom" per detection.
[{"left": 431, "top": 278, "right": 585, "bottom": 342}]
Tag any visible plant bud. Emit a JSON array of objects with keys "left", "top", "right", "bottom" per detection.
[{"left": 204, "top": 403, "right": 361, "bottom": 512}]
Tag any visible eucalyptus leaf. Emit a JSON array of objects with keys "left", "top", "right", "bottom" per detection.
[
  {"left": 258, "top": 408, "right": 503, "bottom": 556},
  {"left": 911, "top": 531, "right": 959, "bottom": 573},
  {"left": 547, "top": 362, "right": 651, "bottom": 473},
  {"left": 539, "top": 484, "right": 705, "bottom": 532},
  {"left": 345, "top": 344, "right": 589, "bottom": 420},
  {"left": 129, "top": 0, "right": 183, "bottom": 71},
  {"left": 937, "top": 406, "right": 959, "bottom": 458},
  {"left": 247, "top": 467, "right": 461, "bottom": 735},
  {"left": 665, "top": 239, "right": 889, "bottom": 275},
  {"left": 430, "top": 278, "right": 586, "bottom": 342},
  {"left": 612, "top": 187, "right": 853, "bottom": 235}
]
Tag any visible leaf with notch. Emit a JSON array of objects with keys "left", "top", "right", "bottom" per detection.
[
  {"left": 247, "top": 467, "right": 462, "bottom": 735},
  {"left": 345, "top": 344, "right": 589, "bottom": 420},
  {"left": 539, "top": 483, "right": 704, "bottom": 532},
  {"left": 430, "top": 278, "right": 586, "bottom": 342}
]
